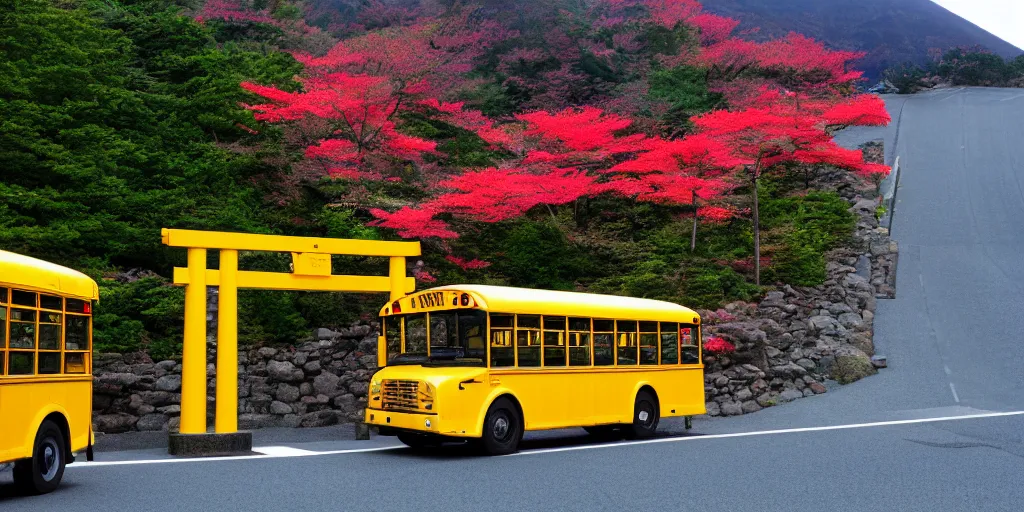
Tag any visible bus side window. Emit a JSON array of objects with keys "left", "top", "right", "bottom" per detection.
[
  {"left": 10, "top": 289, "right": 38, "bottom": 374},
  {"left": 458, "top": 310, "right": 487, "bottom": 361},
  {"left": 568, "top": 318, "right": 591, "bottom": 366},
  {"left": 65, "top": 353, "right": 87, "bottom": 374},
  {"left": 8, "top": 351, "right": 34, "bottom": 375},
  {"left": 616, "top": 320, "right": 638, "bottom": 365},
  {"left": 593, "top": 320, "right": 614, "bottom": 366},
  {"left": 39, "top": 311, "right": 61, "bottom": 350},
  {"left": 660, "top": 322, "right": 679, "bottom": 365},
  {"left": 542, "top": 316, "right": 566, "bottom": 367},
  {"left": 0, "top": 303, "right": 6, "bottom": 375},
  {"left": 8, "top": 293, "right": 36, "bottom": 375},
  {"left": 516, "top": 315, "right": 541, "bottom": 367},
  {"left": 639, "top": 322, "right": 658, "bottom": 365},
  {"left": 680, "top": 325, "right": 700, "bottom": 364},
  {"left": 489, "top": 314, "right": 515, "bottom": 367},
  {"left": 64, "top": 299, "right": 91, "bottom": 373},
  {"left": 9, "top": 308, "right": 35, "bottom": 349},
  {"left": 64, "top": 314, "right": 89, "bottom": 351}
]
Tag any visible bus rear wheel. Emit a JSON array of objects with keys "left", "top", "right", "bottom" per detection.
[
  {"left": 480, "top": 397, "right": 522, "bottom": 456},
  {"left": 13, "top": 420, "right": 66, "bottom": 495},
  {"left": 623, "top": 390, "right": 659, "bottom": 440}
]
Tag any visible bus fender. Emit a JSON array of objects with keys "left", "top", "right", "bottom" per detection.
[
  {"left": 475, "top": 388, "right": 524, "bottom": 437},
  {"left": 20, "top": 404, "right": 70, "bottom": 460},
  {"left": 628, "top": 381, "right": 658, "bottom": 421}
]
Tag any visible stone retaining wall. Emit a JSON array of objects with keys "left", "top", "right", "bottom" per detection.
[
  {"left": 91, "top": 165, "right": 898, "bottom": 431},
  {"left": 698, "top": 164, "right": 898, "bottom": 416},
  {"left": 93, "top": 326, "right": 378, "bottom": 433}
]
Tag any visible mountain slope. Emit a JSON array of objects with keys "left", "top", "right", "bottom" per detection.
[{"left": 699, "top": 0, "right": 1023, "bottom": 80}]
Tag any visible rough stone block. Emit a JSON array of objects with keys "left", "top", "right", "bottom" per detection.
[{"left": 168, "top": 432, "right": 253, "bottom": 457}]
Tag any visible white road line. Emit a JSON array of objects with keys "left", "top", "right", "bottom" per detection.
[
  {"left": 950, "top": 383, "right": 961, "bottom": 403},
  {"left": 68, "top": 410, "right": 1024, "bottom": 466},
  {"left": 511, "top": 410, "right": 1024, "bottom": 457},
  {"left": 70, "top": 445, "right": 403, "bottom": 468},
  {"left": 252, "top": 446, "right": 319, "bottom": 457}
]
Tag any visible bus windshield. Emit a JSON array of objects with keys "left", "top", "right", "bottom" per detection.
[{"left": 385, "top": 309, "right": 487, "bottom": 366}]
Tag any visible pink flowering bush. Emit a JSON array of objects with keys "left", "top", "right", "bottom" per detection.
[{"left": 703, "top": 336, "right": 736, "bottom": 355}]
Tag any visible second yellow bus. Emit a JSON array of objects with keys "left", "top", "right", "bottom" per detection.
[{"left": 364, "top": 284, "right": 705, "bottom": 455}]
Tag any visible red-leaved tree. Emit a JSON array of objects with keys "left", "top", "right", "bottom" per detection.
[
  {"left": 241, "top": 73, "right": 438, "bottom": 183},
  {"left": 367, "top": 105, "right": 739, "bottom": 249},
  {"left": 692, "top": 90, "right": 891, "bottom": 285},
  {"left": 293, "top": 7, "right": 510, "bottom": 99}
]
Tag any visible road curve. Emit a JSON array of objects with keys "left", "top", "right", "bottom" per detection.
[
  {"left": 839, "top": 86, "right": 1024, "bottom": 414},
  {"left": 3, "top": 87, "right": 1024, "bottom": 512}
]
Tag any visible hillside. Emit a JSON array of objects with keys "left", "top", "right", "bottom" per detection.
[
  {"left": 3, "top": 0, "right": 890, "bottom": 357},
  {"left": 700, "top": 0, "right": 1023, "bottom": 80}
]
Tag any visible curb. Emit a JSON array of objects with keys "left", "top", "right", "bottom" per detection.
[{"left": 879, "top": 155, "right": 901, "bottom": 232}]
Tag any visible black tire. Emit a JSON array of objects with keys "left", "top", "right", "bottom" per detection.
[
  {"left": 13, "top": 420, "right": 66, "bottom": 495},
  {"left": 480, "top": 397, "right": 522, "bottom": 455},
  {"left": 397, "top": 432, "right": 443, "bottom": 450},
  {"left": 623, "top": 390, "right": 659, "bottom": 440}
]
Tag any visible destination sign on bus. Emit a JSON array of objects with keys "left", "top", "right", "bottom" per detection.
[
  {"left": 393, "top": 290, "right": 476, "bottom": 313},
  {"left": 410, "top": 291, "right": 452, "bottom": 309}
]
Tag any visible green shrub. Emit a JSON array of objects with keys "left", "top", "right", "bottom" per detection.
[
  {"left": 770, "top": 228, "right": 828, "bottom": 286},
  {"left": 648, "top": 65, "right": 722, "bottom": 130},
  {"left": 590, "top": 259, "right": 680, "bottom": 302},
  {"left": 761, "top": 191, "right": 855, "bottom": 285},
  {"left": 681, "top": 264, "right": 761, "bottom": 309},
  {"left": 92, "top": 275, "right": 184, "bottom": 359},
  {"left": 238, "top": 290, "right": 308, "bottom": 344},
  {"left": 315, "top": 208, "right": 381, "bottom": 240},
  {"left": 490, "top": 221, "right": 593, "bottom": 290},
  {"left": 934, "top": 47, "right": 1015, "bottom": 86},
  {"left": 882, "top": 63, "right": 927, "bottom": 94}
]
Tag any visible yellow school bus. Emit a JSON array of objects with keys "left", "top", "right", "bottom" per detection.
[
  {"left": 0, "top": 250, "right": 98, "bottom": 494},
  {"left": 365, "top": 285, "right": 705, "bottom": 455}
]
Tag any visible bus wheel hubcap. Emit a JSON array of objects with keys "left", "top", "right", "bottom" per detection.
[
  {"left": 41, "top": 440, "right": 59, "bottom": 481},
  {"left": 493, "top": 416, "right": 510, "bottom": 440},
  {"left": 638, "top": 402, "right": 654, "bottom": 428}
]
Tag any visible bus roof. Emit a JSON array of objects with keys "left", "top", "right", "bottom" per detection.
[
  {"left": 0, "top": 250, "right": 100, "bottom": 301},
  {"left": 396, "top": 284, "right": 700, "bottom": 323}
]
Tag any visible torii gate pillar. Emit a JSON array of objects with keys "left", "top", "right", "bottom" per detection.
[{"left": 161, "top": 229, "right": 419, "bottom": 456}]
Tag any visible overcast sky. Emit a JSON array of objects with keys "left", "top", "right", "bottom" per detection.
[{"left": 932, "top": 0, "right": 1024, "bottom": 51}]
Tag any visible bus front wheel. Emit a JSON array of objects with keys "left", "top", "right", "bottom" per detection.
[
  {"left": 624, "top": 390, "right": 660, "bottom": 440},
  {"left": 480, "top": 397, "right": 522, "bottom": 455},
  {"left": 13, "top": 420, "right": 66, "bottom": 495}
]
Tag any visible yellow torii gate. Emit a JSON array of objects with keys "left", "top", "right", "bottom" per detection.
[{"left": 161, "top": 228, "right": 420, "bottom": 455}]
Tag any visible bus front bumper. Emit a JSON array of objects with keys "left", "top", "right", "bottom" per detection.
[{"left": 365, "top": 408, "right": 471, "bottom": 438}]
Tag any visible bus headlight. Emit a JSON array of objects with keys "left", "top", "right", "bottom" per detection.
[{"left": 370, "top": 380, "right": 382, "bottom": 401}]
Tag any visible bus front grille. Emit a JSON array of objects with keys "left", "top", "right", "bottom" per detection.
[{"left": 382, "top": 380, "right": 419, "bottom": 411}]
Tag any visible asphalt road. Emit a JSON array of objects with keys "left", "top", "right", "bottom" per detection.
[{"left": 4, "top": 87, "right": 1024, "bottom": 511}]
